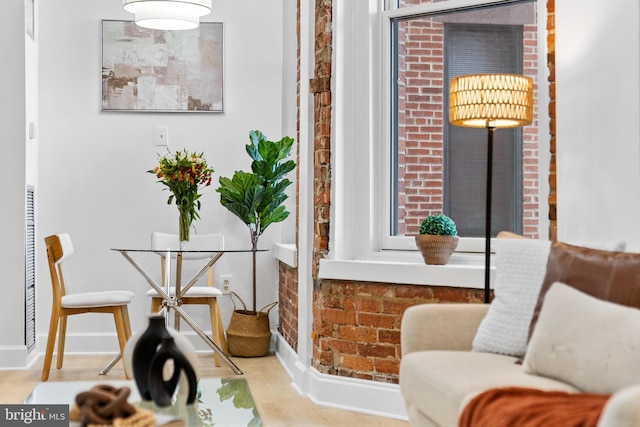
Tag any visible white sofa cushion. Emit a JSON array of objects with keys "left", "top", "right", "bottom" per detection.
[
  {"left": 522, "top": 282, "right": 640, "bottom": 394},
  {"left": 399, "top": 350, "right": 579, "bottom": 427},
  {"left": 598, "top": 385, "right": 640, "bottom": 427},
  {"left": 472, "top": 238, "right": 551, "bottom": 356},
  {"left": 472, "top": 239, "right": 626, "bottom": 357}
]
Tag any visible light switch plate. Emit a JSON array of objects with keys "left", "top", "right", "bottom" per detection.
[{"left": 153, "top": 126, "right": 169, "bottom": 146}]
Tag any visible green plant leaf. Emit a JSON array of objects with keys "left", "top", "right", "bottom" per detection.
[
  {"left": 217, "top": 130, "right": 296, "bottom": 242},
  {"left": 419, "top": 214, "right": 457, "bottom": 236}
]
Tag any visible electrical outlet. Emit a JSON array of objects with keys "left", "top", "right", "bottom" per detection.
[{"left": 220, "top": 274, "right": 232, "bottom": 294}]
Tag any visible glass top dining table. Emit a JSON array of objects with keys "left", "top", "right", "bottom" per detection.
[{"left": 107, "top": 247, "right": 267, "bottom": 376}]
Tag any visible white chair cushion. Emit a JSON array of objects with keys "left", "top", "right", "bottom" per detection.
[
  {"left": 62, "top": 290, "right": 136, "bottom": 308},
  {"left": 146, "top": 287, "right": 223, "bottom": 298}
]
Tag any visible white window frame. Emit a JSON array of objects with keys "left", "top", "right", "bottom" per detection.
[{"left": 317, "top": 0, "right": 549, "bottom": 286}]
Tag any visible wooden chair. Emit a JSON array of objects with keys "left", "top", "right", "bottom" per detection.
[
  {"left": 42, "top": 234, "right": 135, "bottom": 381},
  {"left": 147, "top": 232, "right": 228, "bottom": 366}
]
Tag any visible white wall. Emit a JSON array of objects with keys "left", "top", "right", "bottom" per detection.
[
  {"left": 0, "top": 0, "right": 30, "bottom": 368},
  {"left": 36, "top": 0, "right": 293, "bottom": 355},
  {"left": 556, "top": 0, "right": 640, "bottom": 250}
]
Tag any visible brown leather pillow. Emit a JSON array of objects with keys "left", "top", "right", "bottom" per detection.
[{"left": 527, "top": 241, "right": 640, "bottom": 342}]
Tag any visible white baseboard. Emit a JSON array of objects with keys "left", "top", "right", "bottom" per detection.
[
  {"left": 0, "top": 345, "right": 39, "bottom": 369},
  {"left": 34, "top": 330, "right": 225, "bottom": 355},
  {"left": 35, "top": 332, "right": 129, "bottom": 355},
  {"left": 275, "top": 334, "right": 408, "bottom": 421}
]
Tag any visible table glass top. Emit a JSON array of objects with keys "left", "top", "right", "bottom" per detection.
[
  {"left": 111, "top": 248, "right": 268, "bottom": 253},
  {"left": 25, "top": 378, "right": 261, "bottom": 427}
]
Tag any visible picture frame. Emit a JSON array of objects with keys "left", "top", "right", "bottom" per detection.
[{"left": 101, "top": 20, "right": 223, "bottom": 112}]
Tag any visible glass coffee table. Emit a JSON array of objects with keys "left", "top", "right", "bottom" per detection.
[{"left": 26, "top": 378, "right": 261, "bottom": 426}]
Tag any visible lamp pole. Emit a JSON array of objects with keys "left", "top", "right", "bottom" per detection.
[{"left": 484, "top": 126, "right": 496, "bottom": 304}]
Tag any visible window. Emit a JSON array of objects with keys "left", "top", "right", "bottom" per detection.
[
  {"left": 319, "top": 0, "right": 546, "bottom": 285},
  {"left": 384, "top": 0, "right": 539, "bottom": 251}
]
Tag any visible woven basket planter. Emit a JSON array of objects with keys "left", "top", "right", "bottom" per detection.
[
  {"left": 226, "top": 292, "right": 278, "bottom": 357},
  {"left": 415, "top": 234, "right": 459, "bottom": 265}
]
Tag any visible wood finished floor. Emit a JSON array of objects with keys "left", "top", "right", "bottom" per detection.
[{"left": 0, "top": 353, "right": 408, "bottom": 427}]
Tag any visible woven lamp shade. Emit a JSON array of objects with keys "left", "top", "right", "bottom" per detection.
[{"left": 449, "top": 74, "right": 533, "bottom": 128}]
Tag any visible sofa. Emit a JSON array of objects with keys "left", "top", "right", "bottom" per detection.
[{"left": 399, "top": 238, "right": 640, "bottom": 427}]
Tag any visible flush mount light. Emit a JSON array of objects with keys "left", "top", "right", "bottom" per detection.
[{"left": 122, "top": 0, "right": 213, "bottom": 31}]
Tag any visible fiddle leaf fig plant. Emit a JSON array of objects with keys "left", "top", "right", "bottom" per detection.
[
  {"left": 217, "top": 130, "right": 295, "bottom": 249},
  {"left": 217, "top": 130, "right": 296, "bottom": 310}
]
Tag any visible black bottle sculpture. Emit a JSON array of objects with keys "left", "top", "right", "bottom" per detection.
[
  {"left": 131, "top": 313, "right": 172, "bottom": 401},
  {"left": 148, "top": 336, "right": 198, "bottom": 407}
]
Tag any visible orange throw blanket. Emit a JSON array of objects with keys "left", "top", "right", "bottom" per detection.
[{"left": 459, "top": 387, "right": 610, "bottom": 427}]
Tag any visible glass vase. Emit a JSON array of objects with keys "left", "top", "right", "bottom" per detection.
[{"left": 179, "top": 210, "right": 190, "bottom": 248}]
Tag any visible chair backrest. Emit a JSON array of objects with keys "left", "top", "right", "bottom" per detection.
[
  {"left": 44, "top": 233, "right": 74, "bottom": 302},
  {"left": 151, "top": 232, "right": 224, "bottom": 287}
]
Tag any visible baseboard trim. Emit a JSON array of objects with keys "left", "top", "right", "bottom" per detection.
[
  {"left": 275, "top": 334, "right": 408, "bottom": 421},
  {"left": 0, "top": 345, "right": 39, "bottom": 370},
  {"left": 35, "top": 329, "right": 230, "bottom": 355}
]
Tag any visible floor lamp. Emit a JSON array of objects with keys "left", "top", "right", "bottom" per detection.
[{"left": 449, "top": 74, "right": 534, "bottom": 303}]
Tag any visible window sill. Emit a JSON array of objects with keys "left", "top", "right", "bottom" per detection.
[
  {"left": 318, "top": 251, "right": 492, "bottom": 289},
  {"left": 274, "top": 243, "right": 298, "bottom": 268}
]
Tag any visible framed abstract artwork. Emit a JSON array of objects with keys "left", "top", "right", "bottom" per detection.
[{"left": 101, "top": 20, "right": 223, "bottom": 112}]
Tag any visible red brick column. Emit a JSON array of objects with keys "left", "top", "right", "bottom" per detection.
[
  {"left": 309, "top": 0, "right": 333, "bottom": 278},
  {"left": 547, "top": 0, "right": 557, "bottom": 241}
]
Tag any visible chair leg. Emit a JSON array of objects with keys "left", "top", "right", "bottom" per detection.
[
  {"left": 150, "top": 297, "right": 163, "bottom": 314},
  {"left": 41, "top": 311, "right": 60, "bottom": 381},
  {"left": 209, "top": 299, "right": 227, "bottom": 367},
  {"left": 217, "top": 311, "right": 229, "bottom": 356},
  {"left": 121, "top": 306, "right": 132, "bottom": 338},
  {"left": 113, "top": 306, "right": 132, "bottom": 379},
  {"left": 56, "top": 315, "right": 68, "bottom": 369}
]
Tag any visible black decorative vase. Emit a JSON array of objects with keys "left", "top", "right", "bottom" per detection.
[
  {"left": 131, "top": 314, "right": 172, "bottom": 401},
  {"left": 148, "top": 337, "right": 198, "bottom": 407}
]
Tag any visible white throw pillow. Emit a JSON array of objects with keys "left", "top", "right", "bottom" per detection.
[
  {"left": 522, "top": 282, "right": 640, "bottom": 394},
  {"left": 472, "top": 238, "right": 551, "bottom": 356},
  {"left": 472, "top": 238, "right": 626, "bottom": 357}
]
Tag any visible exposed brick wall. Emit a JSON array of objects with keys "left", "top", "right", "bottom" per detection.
[
  {"left": 396, "top": 18, "right": 540, "bottom": 238},
  {"left": 312, "top": 280, "right": 485, "bottom": 383},
  {"left": 279, "top": 261, "right": 299, "bottom": 351},
  {"left": 395, "top": 19, "right": 446, "bottom": 236},
  {"left": 547, "top": 0, "right": 557, "bottom": 241},
  {"left": 310, "top": 0, "right": 333, "bottom": 278}
]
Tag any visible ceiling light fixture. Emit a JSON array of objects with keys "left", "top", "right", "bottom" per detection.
[{"left": 122, "top": 0, "right": 213, "bottom": 31}]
